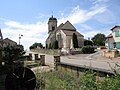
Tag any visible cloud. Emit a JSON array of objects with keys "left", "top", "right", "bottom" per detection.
[
  {"left": 2, "top": 20, "right": 48, "bottom": 49},
  {"left": 94, "top": 10, "right": 117, "bottom": 24},
  {"left": 57, "top": 5, "right": 107, "bottom": 39},
  {"left": 92, "top": 0, "right": 109, "bottom": 4},
  {"left": 58, "top": 5, "right": 106, "bottom": 25}
]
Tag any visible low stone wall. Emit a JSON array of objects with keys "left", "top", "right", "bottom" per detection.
[
  {"left": 31, "top": 49, "right": 81, "bottom": 56},
  {"left": 31, "top": 49, "right": 60, "bottom": 55},
  {"left": 103, "top": 50, "right": 118, "bottom": 58}
]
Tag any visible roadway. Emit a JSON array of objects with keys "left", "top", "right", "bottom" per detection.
[{"left": 26, "top": 50, "right": 120, "bottom": 73}]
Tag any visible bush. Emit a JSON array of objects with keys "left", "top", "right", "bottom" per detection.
[
  {"left": 84, "top": 40, "right": 93, "bottom": 46},
  {"left": 34, "top": 70, "right": 120, "bottom": 90},
  {"left": 73, "top": 33, "right": 79, "bottom": 48},
  {"left": 81, "top": 46, "right": 95, "bottom": 54},
  {"left": 52, "top": 40, "right": 58, "bottom": 49}
]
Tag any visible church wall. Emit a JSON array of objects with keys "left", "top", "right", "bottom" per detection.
[
  {"left": 46, "top": 33, "right": 56, "bottom": 48},
  {"left": 77, "top": 36, "right": 84, "bottom": 47},
  {"left": 56, "top": 30, "right": 84, "bottom": 49},
  {"left": 66, "top": 35, "right": 84, "bottom": 48},
  {"left": 66, "top": 36, "right": 71, "bottom": 48},
  {"left": 60, "top": 30, "right": 67, "bottom": 49}
]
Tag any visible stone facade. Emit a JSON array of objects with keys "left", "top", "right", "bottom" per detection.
[{"left": 46, "top": 16, "right": 84, "bottom": 53}]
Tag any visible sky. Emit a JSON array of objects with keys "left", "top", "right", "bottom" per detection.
[{"left": 0, "top": 0, "right": 120, "bottom": 50}]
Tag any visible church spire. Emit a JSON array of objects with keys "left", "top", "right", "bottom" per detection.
[
  {"left": 0, "top": 29, "right": 3, "bottom": 41},
  {"left": 48, "top": 15, "right": 57, "bottom": 34},
  {"left": 0, "top": 29, "right": 3, "bottom": 48}
]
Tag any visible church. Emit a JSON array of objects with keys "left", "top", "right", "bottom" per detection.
[{"left": 46, "top": 16, "right": 84, "bottom": 53}]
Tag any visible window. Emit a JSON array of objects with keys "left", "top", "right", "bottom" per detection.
[
  {"left": 116, "top": 42, "right": 120, "bottom": 49},
  {"left": 52, "top": 26, "right": 55, "bottom": 30},
  {"left": 115, "top": 30, "right": 120, "bottom": 37}
]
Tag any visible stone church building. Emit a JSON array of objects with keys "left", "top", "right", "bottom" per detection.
[{"left": 46, "top": 16, "right": 84, "bottom": 53}]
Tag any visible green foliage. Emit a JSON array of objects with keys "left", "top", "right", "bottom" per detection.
[
  {"left": 46, "top": 44, "right": 48, "bottom": 49},
  {"left": 101, "top": 75, "right": 120, "bottom": 90},
  {"left": 48, "top": 40, "right": 58, "bottom": 49},
  {"left": 0, "top": 49, "right": 2, "bottom": 66},
  {"left": 72, "top": 33, "right": 79, "bottom": 48},
  {"left": 35, "top": 70, "right": 120, "bottom": 90},
  {"left": 92, "top": 33, "right": 106, "bottom": 46},
  {"left": 2, "top": 45, "right": 25, "bottom": 65},
  {"left": 48, "top": 43, "right": 52, "bottom": 49},
  {"left": 84, "top": 40, "right": 93, "bottom": 46},
  {"left": 29, "top": 42, "right": 43, "bottom": 49},
  {"left": 52, "top": 40, "right": 58, "bottom": 49},
  {"left": 117, "top": 53, "right": 120, "bottom": 57},
  {"left": 81, "top": 46, "right": 95, "bottom": 54}
]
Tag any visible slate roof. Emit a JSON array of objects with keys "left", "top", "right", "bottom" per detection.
[
  {"left": 61, "top": 21, "right": 76, "bottom": 31},
  {"left": 3, "top": 38, "right": 17, "bottom": 44},
  {"left": 62, "top": 30, "right": 83, "bottom": 37},
  {"left": 49, "top": 15, "right": 57, "bottom": 20},
  {"left": 111, "top": 26, "right": 120, "bottom": 31}
]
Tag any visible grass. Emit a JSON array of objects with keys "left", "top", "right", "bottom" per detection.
[
  {"left": 34, "top": 70, "right": 120, "bottom": 90},
  {"left": 117, "top": 53, "right": 120, "bottom": 57}
]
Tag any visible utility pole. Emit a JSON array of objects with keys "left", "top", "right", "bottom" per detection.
[{"left": 19, "top": 34, "right": 23, "bottom": 45}]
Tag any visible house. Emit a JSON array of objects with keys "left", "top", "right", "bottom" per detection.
[
  {"left": 46, "top": 16, "right": 84, "bottom": 53},
  {"left": 2, "top": 38, "right": 17, "bottom": 47},
  {"left": 106, "top": 26, "right": 120, "bottom": 51},
  {"left": 0, "top": 29, "right": 17, "bottom": 48}
]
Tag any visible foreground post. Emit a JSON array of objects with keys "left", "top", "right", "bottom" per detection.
[
  {"left": 54, "top": 56, "right": 60, "bottom": 70},
  {"left": 40, "top": 55, "right": 45, "bottom": 66}
]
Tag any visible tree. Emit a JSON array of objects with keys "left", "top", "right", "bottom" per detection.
[
  {"left": 52, "top": 40, "right": 58, "bottom": 49},
  {"left": 84, "top": 40, "right": 93, "bottom": 46},
  {"left": 0, "top": 49, "right": 2, "bottom": 66},
  {"left": 46, "top": 44, "right": 48, "bottom": 49},
  {"left": 2, "top": 45, "right": 25, "bottom": 65},
  {"left": 92, "top": 33, "right": 106, "bottom": 46},
  {"left": 72, "top": 33, "right": 79, "bottom": 48},
  {"left": 81, "top": 46, "right": 95, "bottom": 54},
  {"left": 49, "top": 43, "right": 52, "bottom": 49},
  {"left": 29, "top": 42, "right": 43, "bottom": 49}
]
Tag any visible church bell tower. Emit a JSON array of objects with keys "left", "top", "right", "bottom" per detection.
[{"left": 48, "top": 15, "right": 57, "bottom": 34}]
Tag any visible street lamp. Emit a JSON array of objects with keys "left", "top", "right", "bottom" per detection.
[{"left": 19, "top": 34, "right": 23, "bottom": 45}]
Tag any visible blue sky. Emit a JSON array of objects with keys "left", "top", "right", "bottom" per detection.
[{"left": 0, "top": 0, "right": 120, "bottom": 49}]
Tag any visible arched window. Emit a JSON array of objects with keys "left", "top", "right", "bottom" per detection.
[{"left": 56, "top": 33, "right": 63, "bottom": 48}]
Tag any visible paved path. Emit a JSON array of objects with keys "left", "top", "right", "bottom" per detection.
[{"left": 26, "top": 50, "right": 120, "bottom": 73}]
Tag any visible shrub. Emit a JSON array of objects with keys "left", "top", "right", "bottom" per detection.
[
  {"left": 81, "top": 46, "right": 95, "bottom": 54},
  {"left": 52, "top": 40, "right": 58, "bottom": 49},
  {"left": 73, "top": 33, "right": 79, "bottom": 48},
  {"left": 84, "top": 40, "right": 93, "bottom": 46},
  {"left": 117, "top": 53, "right": 120, "bottom": 57}
]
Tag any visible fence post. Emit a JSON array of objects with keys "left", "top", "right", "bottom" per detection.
[
  {"left": 29, "top": 53, "right": 32, "bottom": 60},
  {"left": 54, "top": 56, "right": 60, "bottom": 70},
  {"left": 40, "top": 55, "right": 45, "bottom": 66},
  {"left": 34, "top": 54, "right": 38, "bottom": 60}
]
